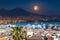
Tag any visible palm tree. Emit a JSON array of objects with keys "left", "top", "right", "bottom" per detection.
[{"left": 11, "top": 26, "right": 24, "bottom": 40}]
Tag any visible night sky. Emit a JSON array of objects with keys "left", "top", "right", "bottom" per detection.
[{"left": 0, "top": 0, "right": 60, "bottom": 17}]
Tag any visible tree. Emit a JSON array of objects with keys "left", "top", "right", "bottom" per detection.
[{"left": 11, "top": 26, "right": 24, "bottom": 40}]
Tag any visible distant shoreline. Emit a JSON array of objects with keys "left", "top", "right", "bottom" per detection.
[{"left": 0, "top": 20, "right": 60, "bottom": 23}]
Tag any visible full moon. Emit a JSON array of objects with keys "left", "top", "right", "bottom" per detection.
[{"left": 34, "top": 5, "right": 39, "bottom": 11}]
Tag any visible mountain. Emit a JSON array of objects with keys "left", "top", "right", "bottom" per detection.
[
  {"left": 0, "top": 8, "right": 41, "bottom": 17},
  {"left": 0, "top": 8, "right": 60, "bottom": 18}
]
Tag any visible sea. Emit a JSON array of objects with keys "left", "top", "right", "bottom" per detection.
[{"left": 10, "top": 21, "right": 60, "bottom": 26}]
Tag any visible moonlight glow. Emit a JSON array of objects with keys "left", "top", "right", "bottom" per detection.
[{"left": 34, "top": 5, "right": 39, "bottom": 11}]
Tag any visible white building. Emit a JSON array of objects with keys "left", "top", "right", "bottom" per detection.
[
  {"left": 56, "top": 33, "right": 60, "bottom": 40},
  {"left": 42, "top": 24, "right": 46, "bottom": 29},
  {"left": 26, "top": 29, "right": 33, "bottom": 37},
  {"left": 38, "top": 24, "right": 42, "bottom": 28}
]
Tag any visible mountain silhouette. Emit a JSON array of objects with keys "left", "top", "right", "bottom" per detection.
[
  {"left": 0, "top": 8, "right": 41, "bottom": 17},
  {"left": 0, "top": 8, "right": 60, "bottom": 17}
]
